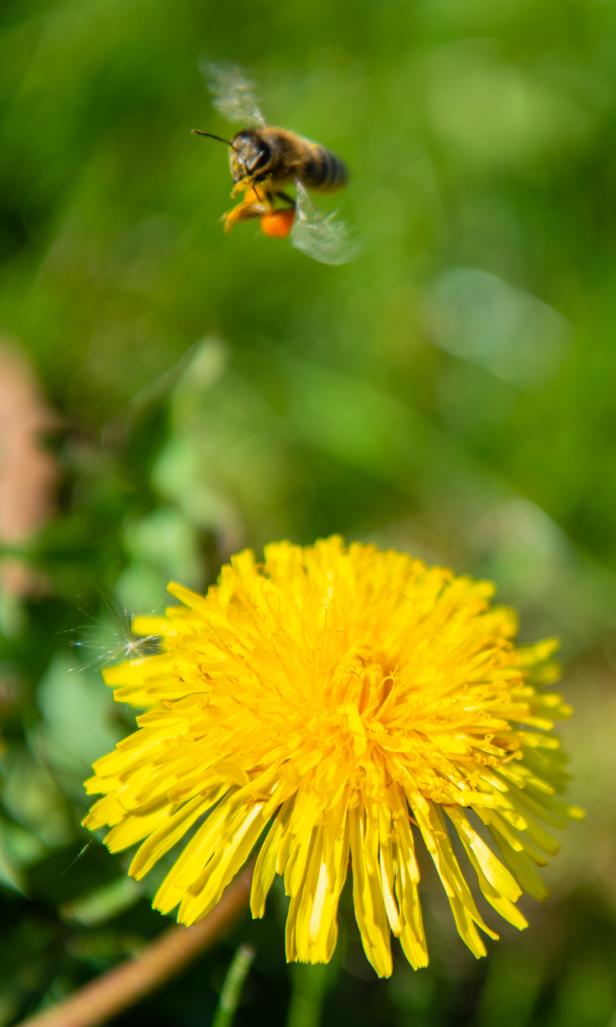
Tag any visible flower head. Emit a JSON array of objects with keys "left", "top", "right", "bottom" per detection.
[{"left": 84, "top": 537, "right": 579, "bottom": 976}]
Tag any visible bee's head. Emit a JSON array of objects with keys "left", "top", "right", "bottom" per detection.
[{"left": 230, "top": 130, "right": 272, "bottom": 183}]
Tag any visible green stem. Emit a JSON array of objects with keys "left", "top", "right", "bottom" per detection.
[
  {"left": 211, "top": 944, "right": 256, "bottom": 1027},
  {"left": 286, "top": 964, "right": 333, "bottom": 1027}
]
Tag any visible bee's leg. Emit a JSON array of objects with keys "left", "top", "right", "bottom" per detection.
[
  {"left": 231, "top": 175, "right": 273, "bottom": 200},
  {"left": 231, "top": 179, "right": 250, "bottom": 198},
  {"left": 222, "top": 198, "right": 269, "bottom": 232},
  {"left": 276, "top": 190, "right": 296, "bottom": 209},
  {"left": 251, "top": 182, "right": 267, "bottom": 204},
  {"left": 221, "top": 188, "right": 268, "bottom": 231}
]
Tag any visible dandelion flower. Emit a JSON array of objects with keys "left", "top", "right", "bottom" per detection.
[{"left": 83, "top": 537, "right": 580, "bottom": 976}]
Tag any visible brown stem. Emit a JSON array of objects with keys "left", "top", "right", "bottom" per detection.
[{"left": 17, "top": 870, "right": 252, "bottom": 1027}]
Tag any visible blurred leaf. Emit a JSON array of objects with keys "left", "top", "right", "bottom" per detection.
[
  {"left": 123, "top": 508, "right": 203, "bottom": 585},
  {"left": 421, "top": 41, "right": 597, "bottom": 173},
  {"left": 0, "top": 817, "right": 26, "bottom": 892},
  {"left": 36, "top": 651, "right": 120, "bottom": 780},
  {"left": 426, "top": 267, "right": 570, "bottom": 386},
  {"left": 61, "top": 875, "right": 142, "bottom": 927}
]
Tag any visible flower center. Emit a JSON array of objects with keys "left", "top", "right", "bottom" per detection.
[{"left": 330, "top": 645, "right": 395, "bottom": 716}]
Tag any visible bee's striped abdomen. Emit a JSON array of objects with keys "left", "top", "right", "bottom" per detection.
[{"left": 304, "top": 145, "right": 347, "bottom": 190}]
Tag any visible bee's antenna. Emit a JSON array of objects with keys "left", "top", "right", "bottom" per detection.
[{"left": 191, "top": 129, "right": 235, "bottom": 147}]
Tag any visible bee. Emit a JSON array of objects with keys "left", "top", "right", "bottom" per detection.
[{"left": 192, "top": 64, "right": 355, "bottom": 266}]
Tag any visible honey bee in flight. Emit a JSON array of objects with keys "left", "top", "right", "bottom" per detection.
[{"left": 192, "top": 64, "right": 355, "bottom": 265}]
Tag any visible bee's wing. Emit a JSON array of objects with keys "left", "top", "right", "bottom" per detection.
[
  {"left": 203, "top": 61, "right": 266, "bottom": 127},
  {"left": 290, "top": 180, "right": 357, "bottom": 266}
]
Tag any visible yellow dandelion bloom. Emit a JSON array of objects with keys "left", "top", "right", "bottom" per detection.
[{"left": 83, "top": 537, "right": 580, "bottom": 977}]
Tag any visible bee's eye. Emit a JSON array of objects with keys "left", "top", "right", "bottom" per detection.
[{"left": 244, "top": 142, "right": 270, "bottom": 173}]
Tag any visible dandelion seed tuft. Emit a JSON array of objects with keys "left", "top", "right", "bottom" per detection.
[{"left": 83, "top": 537, "right": 580, "bottom": 976}]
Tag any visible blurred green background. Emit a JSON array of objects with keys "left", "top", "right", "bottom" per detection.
[{"left": 1, "top": 0, "right": 615, "bottom": 1024}]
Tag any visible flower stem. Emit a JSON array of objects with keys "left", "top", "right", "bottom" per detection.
[
  {"left": 286, "top": 963, "right": 334, "bottom": 1027},
  {"left": 16, "top": 869, "right": 252, "bottom": 1027}
]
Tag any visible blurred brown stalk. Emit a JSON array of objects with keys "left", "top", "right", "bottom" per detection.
[{"left": 0, "top": 341, "right": 58, "bottom": 596}]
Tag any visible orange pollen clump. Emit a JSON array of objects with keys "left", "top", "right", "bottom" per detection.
[{"left": 260, "top": 208, "right": 295, "bottom": 238}]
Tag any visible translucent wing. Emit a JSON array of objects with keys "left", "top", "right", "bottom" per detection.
[
  {"left": 203, "top": 61, "right": 266, "bottom": 127},
  {"left": 290, "top": 180, "right": 357, "bottom": 266}
]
